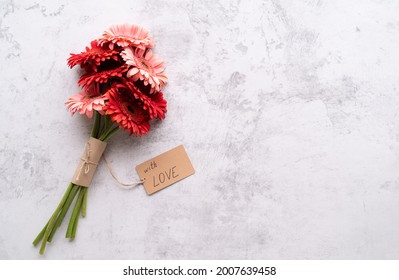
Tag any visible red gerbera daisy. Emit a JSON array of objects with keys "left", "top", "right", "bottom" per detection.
[
  {"left": 78, "top": 65, "right": 128, "bottom": 90},
  {"left": 104, "top": 86, "right": 150, "bottom": 136},
  {"left": 67, "top": 40, "right": 119, "bottom": 71},
  {"left": 124, "top": 81, "right": 167, "bottom": 120}
]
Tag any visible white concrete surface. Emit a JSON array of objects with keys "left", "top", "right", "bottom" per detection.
[{"left": 1, "top": 0, "right": 399, "bottom": 259}]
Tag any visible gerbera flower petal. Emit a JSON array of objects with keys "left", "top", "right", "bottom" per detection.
[
  {"left": 65, "top": 86, "right": 107, "bottom": 118},
  {"left": 67, "top": 40, "right": 119, "bottom": 71},
  {"left": 121, "top": 47, "right": 168, "bottom": 93},
  {"left": 124, "top": 81, "right": 167, "bottom": 120},
  {"left": 103, "top": 86, "right": 151, "bottom": 136},
  {"left": 78, "top": 65, "right": 128, "bottom": 90},
  {"left": 98, "top": 23, "right": 154, "bottom": 50}
]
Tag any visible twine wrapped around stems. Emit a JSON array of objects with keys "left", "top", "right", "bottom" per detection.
[{"left": 72, "top": 137, "right": 107, "bottom": 187}]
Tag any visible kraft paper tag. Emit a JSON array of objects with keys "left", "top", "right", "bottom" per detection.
[
  {"left": 136, "top": 145, "right": 195, "bottom": 195},
  {"left": 71, "top": 137, "right": 107, "bottom": 187}
]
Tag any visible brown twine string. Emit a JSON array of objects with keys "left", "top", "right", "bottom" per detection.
[
  {"left": 103, "top": 153, "right": 144, "bottom": 189},
  {"left": 76, "top": 142, "right": 98, "bottom": 181}
]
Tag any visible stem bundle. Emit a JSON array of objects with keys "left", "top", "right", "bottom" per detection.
[{"left": 33, "top": 112, "right": 119, "bottom": 255}]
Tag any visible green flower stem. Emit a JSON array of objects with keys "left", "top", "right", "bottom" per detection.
[
  {"left": 34, "top": 113, "right": 106, "bottom": 254},
  {"left": 91, "top": 111, "right": 101, "bottom": 138},
  {"left": 47, "top": 184, "right": 79, "bottom": 243},
  {"left": 103, "top": 128, "right": 119, "bottom": 142},
  {"left": 71, "top": 206, "right": 81, "bottom": 239},
  {"left": 32, "top": 222, "right": 49, "bottom": 247},
  {"left": 98, "top": 123, "right": 114, "bottom": 141},
  {"left": 66, "top": 187, "right": 85, "bottom": 238},
  {"left": 99, "top": 126, "right": 119, "bottom": 142},
  {"left": 81, "top": 188, "right": 88, "bottom": 217},
  {"left": 38, "top": 183, "right": 76, "bottom": 255},
  {"left": 103, "top": 115, "right": 112, "bottom": 131},
  {"left": 33, "top": 182, "right": 73, "bottom": 246}
]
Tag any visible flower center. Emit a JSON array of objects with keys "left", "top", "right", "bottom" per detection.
[
  {"left": 84, "top": 94, "right": 100, "bottom": 100},
  {"left": 138, "top": 58, "right": 153, "bottom": 74},
  {"left": 118, "top": 93, "right": 137, "bottom": 119},
  {"left": 126, "top": 104, "right": 135, "bottom": 114}
]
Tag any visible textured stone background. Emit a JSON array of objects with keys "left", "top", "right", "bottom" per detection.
[{"left": 1, "top": 0, "right": 399, "bottom": 259}]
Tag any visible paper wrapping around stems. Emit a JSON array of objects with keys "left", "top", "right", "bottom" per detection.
[{"left": 71, "top": 137, "right": 107, "bottom": 187}]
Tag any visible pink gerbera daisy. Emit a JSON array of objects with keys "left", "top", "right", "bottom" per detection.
[
  {"left": 98, "top": 23, "right": 154, "bottom": 50},
  {"left": 65, "top": 84, "right": 107, "bottom": 118},
  {"left": 121, "top": 47, "right": 168, "bottom": 93}
]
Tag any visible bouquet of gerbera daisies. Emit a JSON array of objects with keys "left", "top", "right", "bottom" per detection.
[{"left": 33, "top": 24, "right": 168, "bottom": 255}]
